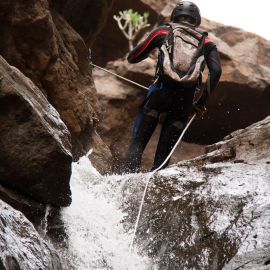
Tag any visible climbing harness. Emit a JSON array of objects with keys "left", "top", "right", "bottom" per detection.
[{"left": 129, "top": 113, "right": 197, "bottom": 252}]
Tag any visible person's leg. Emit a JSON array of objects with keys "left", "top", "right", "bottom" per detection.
[
  {"left": 152, "top": 111, "right": 184, "bottom": 170},
  {"left": 123, "top": 83, "right": 166, "bottom": 173},
  {"left": 124, "top": 108, "right": 159, "bottom": 173},
  {"left": 152, "top": 87, "right": 196, "bottom": 170}
]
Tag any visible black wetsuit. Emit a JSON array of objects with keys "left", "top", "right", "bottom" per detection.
[{"left": 124, "top": 24, "right": 222, "bottom": 173}]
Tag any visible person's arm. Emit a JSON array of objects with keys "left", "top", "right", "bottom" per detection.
[
  {"left": 127, "top": 26, "right": 169, "bottom": 64},
  {"left": 195, "top": 41, "right": 222, "bottom": 109}
]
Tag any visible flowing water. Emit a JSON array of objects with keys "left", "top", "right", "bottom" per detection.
[
  {"left": 58, "top": 150, "right": 270, "bottom": 269},
  {"left": 61, "top": 155, "right": 156, "bottom": 270}
]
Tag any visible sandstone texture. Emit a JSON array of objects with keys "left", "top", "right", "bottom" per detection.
[
  {"left": 0, "top": 199, "right": 62, "bottom": 270},
  {"left": 0, "top": 56, "right": 72, "bottom": 206},
  {"left": 121, "top": 116, "right": 270, "bottom": 269},
  {"left": 0, "top": 0, "right": 108, "bottom": 161}
]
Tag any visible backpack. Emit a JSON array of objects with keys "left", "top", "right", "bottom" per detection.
[{"left": 158, "top": 23, "right": 207, "bottom": 86}]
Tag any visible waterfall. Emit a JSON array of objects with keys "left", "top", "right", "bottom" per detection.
[{"left": 61, "top": 155, "right": 156, "bottom": 270}]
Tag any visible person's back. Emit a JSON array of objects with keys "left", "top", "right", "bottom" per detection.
[{"left": 123, "top": 1, "right": 222, "bottom": 173}]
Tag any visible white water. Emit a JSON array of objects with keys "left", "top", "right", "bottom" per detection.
[{"left": 61, "top": 155, "right": 155, "bottom": 270}]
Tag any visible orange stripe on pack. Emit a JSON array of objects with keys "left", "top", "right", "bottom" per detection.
[{"left": 130, "top": 29, "right": 169, "bottom": 62}]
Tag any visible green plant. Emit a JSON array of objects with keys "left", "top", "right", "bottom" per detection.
[{"left": 113, "top": 9, "right": 150, "bottom": 51}]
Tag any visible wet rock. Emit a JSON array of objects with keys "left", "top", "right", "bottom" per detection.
[
  {"left": 121, "top": 116, "right": 270, "bottom": 269},
  {"left": 87, "top": 131, "right": 113, "bottom": 175},
  {"left": 0, "top": 199, "right": 62, "bottom": 270},
  {"left": 0, "top": 55, "right": 72, "bottom": 207},
  {"left": 205, "top": 116, "right": 270, "bottom": 163}
]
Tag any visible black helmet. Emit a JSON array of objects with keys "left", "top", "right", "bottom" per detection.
[{"left": 171, "top": 1, "right": 201, "bottom": 27}]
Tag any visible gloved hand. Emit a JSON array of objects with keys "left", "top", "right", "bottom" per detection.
[{"left": 193, "top": 103, "right": 207, "bottom": 119}]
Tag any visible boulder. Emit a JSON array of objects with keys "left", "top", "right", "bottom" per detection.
[
  {"left": 205, "top": 116, "right": 270, "bottom": 163},
  {"left": 0, "top": 56, "right": 72, "bottom": 207},
  {"left": 121, "top": 116, "right": 270, "bottom": 269},
  {"left": 0, "top": 199, "right": 62, "bottom": 270},
  {"left": 0, "top": 0, "right": 111, "bottom": 164}
]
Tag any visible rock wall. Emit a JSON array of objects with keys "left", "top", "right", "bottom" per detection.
[
  {"left": 58, "top": 0, "right": 114, "bottom": 47},
  {"left": 0, "top": 0, "right": 115, "bottom": 212},
  {"left": 0, "top": 1, "right": 117, "bottom": 267},
  {"left": 0, "top": 0, "right": 270, "bottom": 268},
  {"left": 0, "top": 56, "right": 72, "bottom": 207},
  {"left": 0, "top": 1, "right": 118, "bottom": 257},
  {"left": 0, "top": 0, "right": 112, "bottom": 161}
]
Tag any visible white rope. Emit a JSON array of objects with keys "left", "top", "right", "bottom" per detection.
[
  {"left": 129, "top": 113, "right": 197, "bottom": 252},
  {"left": 154, "top": 113, "right": 197, "bottom": 172},
  {"left": 89, "top": 62, "right": 149, "bottom": 91}
]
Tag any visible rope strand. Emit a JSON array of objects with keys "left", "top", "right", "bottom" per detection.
[{"left": 89, "top": 62, "right": 149, "bottom": 91}]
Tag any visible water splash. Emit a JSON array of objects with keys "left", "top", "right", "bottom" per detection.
[{"left": 61, "top": 155, "right": 155, "bottom": 270}]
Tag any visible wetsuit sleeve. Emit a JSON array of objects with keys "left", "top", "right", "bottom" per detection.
[
  {"left": 196, "top": 40, "right": 222, "bottom": 108},
  {"left": 127, "top": 26, "right": 169, "bottom": 64}
]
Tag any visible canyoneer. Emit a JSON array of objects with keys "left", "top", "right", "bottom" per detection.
[{"left": 123, "top": 1, "right": 222, "bottom": 173}]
